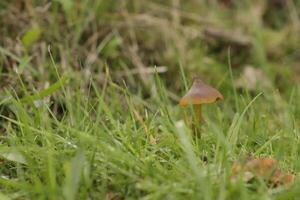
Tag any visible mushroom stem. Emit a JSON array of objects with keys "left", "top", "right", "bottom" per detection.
[
  {"left": 194, "top": 105, "right": 202, "bottom": 123},
  {"left": 193, "top": 105, "right": 202, "bottom": 136}
]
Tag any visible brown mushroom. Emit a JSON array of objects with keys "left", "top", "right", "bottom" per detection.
[{"left": 179, "top": 78, "right": 223, "bottom": 135}]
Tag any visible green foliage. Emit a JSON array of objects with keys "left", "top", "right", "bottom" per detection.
[{"left": 21, "top": 26, "right": 42, "bottom": 48}]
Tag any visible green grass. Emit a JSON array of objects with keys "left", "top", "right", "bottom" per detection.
[{"left": 0, "top": 0, "right": 300, "bottom": 199}]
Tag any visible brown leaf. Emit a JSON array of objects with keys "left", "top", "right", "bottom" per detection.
[
  {"left": 270, "top": 170, "right": 295, "bottom": 187},
  {"left": 244, "top": 157, "right": 277, "bottom": 177},
  {"left": 204, "top": 27, "right": 252, "bottom": 48},
  {"left": 282, "top": 173, "right": 295, "bottom": 185},
  {"left": 231, "top": 156, "right": 295, "bottom": 187},
  {"left": 235, "top": 66, "right": 272, "bottom": 91},
  {"left": 105, "top": 192, "right": 119, "bottom": 200},
  {"left": 270, "top": 169, "right": 282, "bottom": 186}
]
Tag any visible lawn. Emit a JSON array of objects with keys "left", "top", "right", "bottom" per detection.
[{"left": 0, "top": 0, "right": 300, "bottom": 199}]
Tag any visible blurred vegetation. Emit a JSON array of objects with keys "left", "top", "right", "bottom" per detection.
[
  {"left": 0, "top": 0, "right": 300, "bottom": 199},
  {"left": 0, "top": 0, "right": 299, "bottom": 93}
]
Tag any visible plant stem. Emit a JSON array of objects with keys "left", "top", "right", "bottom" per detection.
[{"left": 193, "top": 105, "right": 202, "bottom": 137}]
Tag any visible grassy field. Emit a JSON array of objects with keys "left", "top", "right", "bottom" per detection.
[{"left": 0, "top": 0, "right": 300, "bottom": 199}]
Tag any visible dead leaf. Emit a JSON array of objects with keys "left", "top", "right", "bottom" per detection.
[
  {"left": 244, "top": 157, "right": 277, "bottom": 177},
  {"left": 204, "top": 27, "right": 252, "bottom": 47},
  {"left": 244, "top": 171, "right": 254, "bottom": 182},
  {"left": 235, "top": 66, "right": 272, "bottom": 91},
  {"left": 0, "top": 149, "right": 27, "bottom": 165},
  {"left": 271, "top": 170, "right": 295, "bottom": 186},
  {"left": 231, "top": 156, "right": 295, "bottom": 187},
  {"left": 106, "top": 191, "right": 119, "bottom": 200},
  {"left": 270, "top": 169, "right": 282, "bottom": 186},
  {"left": 281, "top": 173, "right": 295, "bottom": 185}
]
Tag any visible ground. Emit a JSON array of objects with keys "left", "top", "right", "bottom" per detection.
[{"left": 0, "top": 0, "right": 300, "bottom": 199}]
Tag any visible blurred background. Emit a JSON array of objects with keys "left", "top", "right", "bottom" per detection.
[{"left": 0, "top": 0, "right": 299, "bottom": 102}]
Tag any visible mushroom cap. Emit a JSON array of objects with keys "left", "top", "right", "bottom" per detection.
[{"left": 179, "top": 78, "right": 224, "bottom": 106}]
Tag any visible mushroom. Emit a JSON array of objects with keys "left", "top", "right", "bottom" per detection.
[{"left": 179, "top": 78, "right": 223, "bottom": 134}]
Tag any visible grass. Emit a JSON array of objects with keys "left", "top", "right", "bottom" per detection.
[{"left": 0, "top": 0, "right": 300, "bottom": 199}]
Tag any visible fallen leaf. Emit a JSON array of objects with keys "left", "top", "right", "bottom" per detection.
[
  {"left": 235, "top": 66, "right": 272, "bottom": 91},
  {"left": 271, "top": 169, "right": 282, "bottom": 186},
  {"left": 204, "top": 27, "right": 252, "bottom": 47},
  {"left": 282, "top": 173, "right": 295, "bottom": 185},
  {"left": 270, "top": 170, "right": 295, "bottom": 187},
  {"left": 231, "top": 156, "right": 295, "bottom": 187},
  {"left": 243, "top": 171, "right": 254, "bottom": 182},
  {"left": 244, "top": 157, "right": 277, "bottom": 177},
  {"left": 106, "top": 191, "right": 119, "bottom": 200},
  {"left": 0, "top": 149, "right": 27, "bottom": 165}
]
